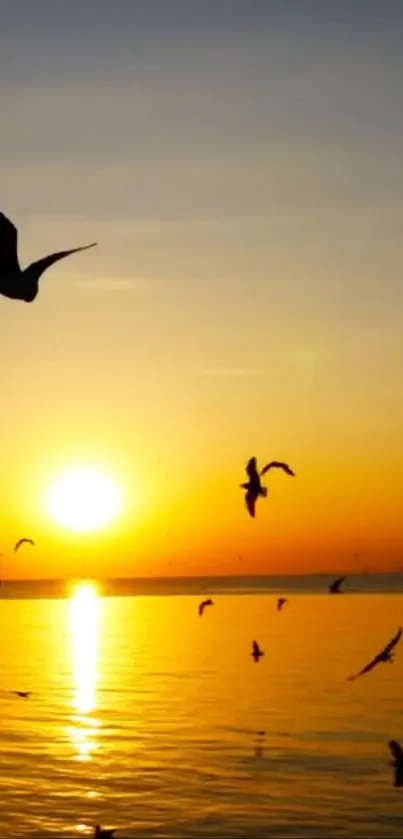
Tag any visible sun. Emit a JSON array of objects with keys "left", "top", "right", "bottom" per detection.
[{"left": 46, "top": 467, "right": 122, "bottom": 533}]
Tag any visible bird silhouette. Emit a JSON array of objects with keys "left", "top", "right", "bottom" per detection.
[
  {"left": 14, "top": 538, "right": 35, "bottom": 553},
  {"left": 277, "top": 597, "right": 287, "bottom": 611},
  {"left": 251, "top": 640, "right": 264, "bottom": 662},
  {"left": 11, "top": 691, "right": 31, "bottom": 699},
  {"left": 347, "top": 627, "right": 402, "bottom": 681},
  {"left": 388, "top": 740, "right": 403, "bottom": 787},
  {"left": 0, "top": 211, "right": 96, "bottom": 302},
  {"left": 198, "top": 598, "right": 214, "bottom": 616},
  {"left": 329, "top": 576, "right": 345, "bottom": 594},
  {"left": 94, "top": 827, "right": 116, "bottom": 839},
  {"left": 240, "top": 457, "right": 295, "bottom": 517}
]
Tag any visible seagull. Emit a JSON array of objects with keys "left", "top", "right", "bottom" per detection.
[
  {"left": 347, "top": 627, "right": 402, "bottom": 681},
  {"left": 251, "top": 640, "right": 264, "bottom": 662},
  {"left": 14, "top": 538, "right": 35, "bottom": 553},
  {"left": 198, "top": 598, "right": 214, "bottom": 616},
  {"left": 277, "top": 597, "right": 287, "bottom": 611},
  {"left": 388, "top": 740, "right": 403, "bottom": 788},
  {"left": 0, "top": 211, "right": 97, "bottom": 303},
  {"left": 240, "top": 457, "right": 295, "bottom": 517},
  {"left": 11, "top": 691, "right": 31, "bottom": 699},
  {"left": 329, "top": 576, "right": 345, "bottom": 594},
  {"left": 94, "top": 827, "right": 116, "bottom": 839}
]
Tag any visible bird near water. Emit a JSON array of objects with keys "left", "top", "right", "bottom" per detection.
[
  {"left": 14, "top": 538, "right": 35, "bottom": 553},
  {"left": 11, "top": 691, "right": 31, "bottom": 699},
  {"left": 198, "top": 598, "right": 214, "bottom": 616},
  {"left": 240, "top": 456, "right": 295, "bottom": 517},
  {"left": 388, "top": 740, "right": 403, "bottom": 788},
  {"left": 251, "top": 640, "right": 264, "bottom": 662},
  {"left": 94, "top": 826, "right": 116, "bottom": 839},
  {"left": 347, "top": 627, "right": 402, "bottom": 681},
  {"left": 0, "top": 211, "right": 97, "bottom": 302},
  {"left": 329, "top": 576, "right": 345, "bottom": 594},
  {"left": 277, "top": 597, "right": 287, "bottom": 611}
]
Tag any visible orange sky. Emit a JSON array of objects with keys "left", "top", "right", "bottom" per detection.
[{"left": 1, "top": 2, "right": 403, "bottom": 578}]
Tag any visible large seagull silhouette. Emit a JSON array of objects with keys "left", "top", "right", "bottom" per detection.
[
  {"left": 0, "top": 211, "right": 96, "bottom": 302},
  {"left": 240, "top": 457, "right": 295, "bottom": 517}
]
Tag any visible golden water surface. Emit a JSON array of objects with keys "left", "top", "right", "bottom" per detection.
[{"left": 0, "top": 584, "right": 402, "bottom": 837}]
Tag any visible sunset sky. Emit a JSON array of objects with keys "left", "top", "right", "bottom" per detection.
[{"left": 1, "top": 0, "right": 402, "bottom": 579}]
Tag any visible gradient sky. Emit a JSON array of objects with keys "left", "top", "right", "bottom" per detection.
[{"left": 1, "top": 0, "right": 403, "bottom": 579}]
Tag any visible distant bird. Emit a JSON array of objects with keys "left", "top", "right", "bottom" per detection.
[
  {"left": 0, "top": 211, "right": 97, "bottom": 303},
  {"left": 251, "top": 640, "right": 264, "bottom": 663},
  {"left": 329, "top": 576, "right": 345, "bottom": 594},
  {"left": 11, "top": 691, "right": 31, "bottom": 699},
  {"left": 94, "top": 827, "right": 116, "bottom": 839},
  {"left": 277, "top": 597, "right": 287, "bottom": 611},
  {"left": 347, "top": 627, "right": 402, "bottom": 682},
  {"left": 240, "top": 457, "right": 295, "bottom": 517},
  {"left": 14, "top": 538, "right": 35, "bottom": 553},
  {"left": 388, "top": 740, "right": 403, "bottom": 788},
  {"left": 198, "top": 598, "right": 213, "bottom": 616}
]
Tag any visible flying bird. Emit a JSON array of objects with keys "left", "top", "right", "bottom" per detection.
[
  {"left": 347, "top": 627, "right": 402, "bottom": 682},
  {"left": 329, "top": 576, "right": 345, "bottom": 594},
  {"left": 277, "top": 597, "right": 287, "bottom": 611},
  {"left": 251, "top": 640, "right": 264, "bottom": 663},
  {"left": 94, "top": 827, "right": 116, "bottom": 839},
  {"left": 0, "top": 211, "right": 97, "bottom": 303},
  {"left": 14, "top": 538, "right": 35, "bottom": 553},
  {"left": 198, "top": 598, "right": 214, "bottom": 616},
  {"left": 11, "top": 691, "right": 31, "bottom": 699},
  {"left": 388, "top": 740, "right": 403, "bottom": 788},
  {"left": 240, "top": 457, "right": 295, "bottom": 517}
]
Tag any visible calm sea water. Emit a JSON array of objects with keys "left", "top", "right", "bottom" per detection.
[{"left": 0, "top": 576, "right": 403, "bottom": 837}]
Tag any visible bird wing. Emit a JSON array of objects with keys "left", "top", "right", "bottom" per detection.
[
  {"left": 0, "top": 212, "right": 19, "bottom": 274},
  {"left": 246, "top": 457, "right": 258, "bottom": 479},
  {"left": 245, "top": 490, "right": 256, "bottom": 517},
  {"left": 26, "top": 243, "right": 97, "bottom": 278},
  {"left": 198, "top": 602, "right": 204, "bottom": 616},
  {"left": 14, "top": 538, "right": 34, "bottom": 552},
  {"left": 347, "top": 654, "right": 381, "bottom": 681},
  {"left": 261, "top": 461, "right": 295, "bottom": 476},
  {"left": 382, "top": 627, "right": 402, "bottom": 657}
]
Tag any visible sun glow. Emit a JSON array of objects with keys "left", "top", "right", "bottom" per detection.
[
  {"left": 46, "top": 466, "right": 122, "bottom": 533},
  {"left": 68, "top": 582, "right": 101, "bottom": 760}
]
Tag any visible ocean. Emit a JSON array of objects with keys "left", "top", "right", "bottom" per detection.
[{"left": 0, "top": 574, "right": 402, "bottom": 837}]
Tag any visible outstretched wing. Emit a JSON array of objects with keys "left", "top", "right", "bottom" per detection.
[
  {"left": 0, "top": 212, "right": 19, "bottom": 274},
  {"left": 246, "top": 457, "right": 258, "bottom": 479},
  {"left": 245, "top": 490, "right": 256, "bottom": 518},
  {"left": 381, "top": 627, "right": 402, "bottom": 657},
  {"left": 261, "top": 461, "right": 295, "bottom": 477},
  {"left": 26, "top": 243, "right": 97, "bottom": 279},
  {"left": 347, "top": 654, "right": 379, "bottom": 681},
  {"left": 14, "top": 538, "right": 34, "bottom": 553},
  {"left": 348, "top": 628, "right": 402, "bottom": 681}
]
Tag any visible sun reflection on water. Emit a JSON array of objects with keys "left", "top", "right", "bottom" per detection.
[{"left": 68, "top": 582, "right": 101, "bottom": 761}]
